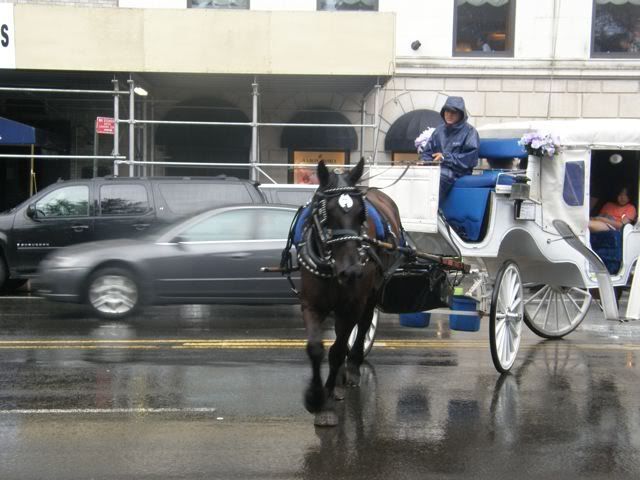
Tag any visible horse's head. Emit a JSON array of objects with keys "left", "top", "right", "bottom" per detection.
[{"left": 313, "top": 158, "right": 367, "bottom": 285}]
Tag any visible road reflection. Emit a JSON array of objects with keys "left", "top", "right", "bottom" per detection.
[{"left": 301, "top": 339, "right": 640, "bottom": 477}]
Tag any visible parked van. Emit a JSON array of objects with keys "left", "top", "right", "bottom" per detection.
[
  {"left": 259, "top": 183, "right": 316, "bottom": 206},
  {"left": 0, "top": 176, "right": 265, "bottom": 291}
]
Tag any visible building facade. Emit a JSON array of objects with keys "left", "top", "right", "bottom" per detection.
[{"left": 0, "top": 0, "right": 639, "bottom": 208}]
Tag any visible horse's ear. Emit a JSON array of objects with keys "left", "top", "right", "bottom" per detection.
[
  {"left": 348, "top": 157, "right": 365, "bottom": 185},
  {"left": 317, "top": 160, "right": 330, "bottom": 187}
]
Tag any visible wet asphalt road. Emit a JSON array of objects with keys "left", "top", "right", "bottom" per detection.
[{"left": 1, "top": 295, "right": 640, "bottom": 479}]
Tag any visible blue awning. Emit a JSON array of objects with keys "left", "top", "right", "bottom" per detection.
[{"left": 0, "top": 116, "right": 46, "bottom": 146}]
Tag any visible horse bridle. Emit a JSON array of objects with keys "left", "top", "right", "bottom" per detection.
[{"left": 297, "top": 185, "right": 371, "bottom": 279}]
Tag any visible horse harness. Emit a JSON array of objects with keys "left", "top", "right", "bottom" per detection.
[{"left": 280, "top": 184, "right": 405, "bottom": 293}]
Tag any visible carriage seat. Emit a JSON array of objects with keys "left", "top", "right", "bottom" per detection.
[
  {"left": 590, "top": 229, "right": 622, "bottom": 274},
  {"left": 441, "top": 170, "right": 516, "bottom": 242}
]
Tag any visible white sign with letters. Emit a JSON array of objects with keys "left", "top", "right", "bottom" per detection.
[{"left": 0, "top": 3, "right": 15, "bottom": 69}]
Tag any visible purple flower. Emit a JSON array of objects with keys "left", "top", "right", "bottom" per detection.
[
  {"left": 415, "top": 128, "right": 435, "bottom": 153},
  {"left": 519, "top": 131, "right": 559, "bottom": 158}
]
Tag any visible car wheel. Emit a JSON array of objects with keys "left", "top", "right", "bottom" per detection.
[
  {"left": 4, "top": 279, "right": 28, "bottom": 292},
  {"left": 87, "top": 267, "right": 140, "bottom": 320},
  {"left": 347, "top": 308, "right": 379, "bottom": 358},
  {"left": 0, "top": 258, "right": 7, "bottom": 292}
]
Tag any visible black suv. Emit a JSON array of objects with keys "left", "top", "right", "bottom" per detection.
[{"left": 0, "top": 176, "right": 265, "bottom": 292}]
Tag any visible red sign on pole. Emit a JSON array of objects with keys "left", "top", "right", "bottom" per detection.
[{"left": 95, "top": 117, "right": 115, "bottom": 135}]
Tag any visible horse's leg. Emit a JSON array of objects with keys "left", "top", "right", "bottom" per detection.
[
  {"left": 312, "top": 314, "right": 353, "bottom": 427},
  {"left": 302, "top": 304, "right": 327, "bottom": 415},
  {"left": 325, "top": 316, "right": 353, "bottom": 401},
  {"left": 345, "top": 298, "right": 377, "bottom": 387}
]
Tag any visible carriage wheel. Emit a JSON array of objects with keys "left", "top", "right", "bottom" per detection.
[
  {"left": 523, "top": 285, "right": 591, "bottom": 339},
  {"left": 490, "top": 261, "right": 524, "bottom": 373},
  {"left": 347, "top": 308, "right": 378, "bottom": 358}
]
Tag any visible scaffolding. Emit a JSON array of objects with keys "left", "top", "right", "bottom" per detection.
[{"left": 0, "top": 74, "right": 385, "bottom": 189}]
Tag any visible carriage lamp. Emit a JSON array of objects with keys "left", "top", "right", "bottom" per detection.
[
  {"left": 509, "top": 174, "right": 531, "bottom": 200},
  {"left": 511, "top": 175, "right": 535, "bottom": 221},
  {"left": 609, "top": 153, "right": 623, "bottom": 165}
]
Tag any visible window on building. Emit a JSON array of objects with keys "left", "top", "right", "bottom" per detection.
[
  {"left": 592, "top": 0, "right": 640, "bottom": 57},
  {"left": 188, "top": 0, "right": 250, "bottom": 9},
  {"left": 317, "top": 0, "right": 378, "bottom": 12},
  {"left": 453, "top": 0, "right": 516, "bottom": 56}
]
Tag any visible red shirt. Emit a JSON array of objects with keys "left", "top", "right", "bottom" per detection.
[{"left": 599, "top": 202, "right": 637, "bottom": 223}]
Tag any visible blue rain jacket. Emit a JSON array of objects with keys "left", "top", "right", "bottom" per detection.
[{"left": 420, "top": 96, "right": 479, "bottom": 176}]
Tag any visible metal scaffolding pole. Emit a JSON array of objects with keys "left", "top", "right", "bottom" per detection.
[
  {"left": 150, "top": 101, "right": 155, "bottom": 176},
  {"left": 251, "top": 79, "right": 259, "bottom": 182},
  {"left": 360, "top": 98, "right": 366, "bottom": 160},
  {"left": 142, "top": 99, "right": 148, "bottom": 177},
  {"left": 128, "top": 77, "right": 135, "bottom": 177},
  {"left": 112, "top": 78, "right": 120, "bottom": 159},
  {"left": 372, "top": 83, "right": 382, "bottom": 165}
]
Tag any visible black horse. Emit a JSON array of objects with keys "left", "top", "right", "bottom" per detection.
[{"left": 295, "top": 158, "right": 404, "bottom": 426}]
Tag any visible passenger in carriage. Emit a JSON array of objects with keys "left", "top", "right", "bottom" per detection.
[
  {"left": 589, "top": 185, "right": 637, "bottom": 232},
  {"left": 419, "top": 96, "right": 480, "bottom": 201}
]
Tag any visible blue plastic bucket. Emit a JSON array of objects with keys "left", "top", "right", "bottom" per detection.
[
  {"left": 399, "top": 312, "right": 431, "bottom": 328},
  {"left": 449, "top": 296, "right": 480, "bottom": 332}
]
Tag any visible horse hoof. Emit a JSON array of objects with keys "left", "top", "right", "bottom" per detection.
[
  {"left": 304, "top": 386, "right": 326, "bottom": 413},
  {"left": 314, "top": 410, "right": 339, "bottom": 427},
  {"left": 345, "top": 364, "right": 361, "bottom": 387},
  {"left": 333, "top": 386, "right": 345, "bottom": 401}
]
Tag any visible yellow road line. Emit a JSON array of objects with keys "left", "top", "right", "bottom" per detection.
[{"left": 0, "top": 338, "right": 638, "bottom": 351}]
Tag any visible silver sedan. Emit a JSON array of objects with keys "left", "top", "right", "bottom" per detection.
[{"left": 37, "top": 204, "right": 300, "bottom": 319}]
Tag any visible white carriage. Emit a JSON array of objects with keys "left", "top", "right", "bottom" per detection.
[{"left": 368, "top": 119, "right": 640, "bottom": 373}]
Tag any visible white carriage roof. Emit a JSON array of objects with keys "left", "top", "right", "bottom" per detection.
[{"left": 477, "top": 119, "right": 640, "bottom": 149}]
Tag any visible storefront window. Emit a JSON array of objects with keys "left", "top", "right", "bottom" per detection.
[
  {"left": 592, "top": 0, "right": 640, "bottom": 56},
  {"left": 454, "top": 0, "right": 515, "bottom": 56},
  {"left": 317, "top": 0, "right": 378, "bottom": 11},
  {"left": 188, "top": 0, "right": 250, "bottom": 8}
]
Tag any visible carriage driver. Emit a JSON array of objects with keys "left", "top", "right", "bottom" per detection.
[{"left": 419, "top": 96, "right": 480, "bottom": 201}]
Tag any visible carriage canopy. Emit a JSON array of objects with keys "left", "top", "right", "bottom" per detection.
[{"left": 478, "top": 119, "right": 640, "bottom": 235}]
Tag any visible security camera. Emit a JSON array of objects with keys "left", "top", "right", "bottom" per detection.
[{"left": 411, "top": 40, "right": 421, "bottom": 51}]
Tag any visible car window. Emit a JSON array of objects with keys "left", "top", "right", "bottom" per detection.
[
  {"left": 255, "top": 209, "right": 297, "bottom": 239},
  {"left": 158, "top": 183, "right": 254, "bottom": 215},
  {"left": 35, "top": 185, "right": 89, "bottom": 217},
  {"left": 100, "top": 184, "right": 150, "bottom": 215},
  {"left": 270, "top": 190, "right": 314, "bottom": 206},
  {"left": 179, "top": 209, "right": 255, "bottom": 242}
]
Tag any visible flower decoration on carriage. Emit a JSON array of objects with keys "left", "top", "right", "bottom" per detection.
[
  {"left": 414, "top": 127, "right": 435, "bottom": 154},
  {"left": 518, "top": 131, "right": 560, "bottom": 158}
]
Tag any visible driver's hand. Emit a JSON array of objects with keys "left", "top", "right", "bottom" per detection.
[{"left": 432, "top": 153, "right": 444, "bottom": 162}]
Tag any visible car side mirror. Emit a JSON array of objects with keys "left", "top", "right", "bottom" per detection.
[
  {"left": 26, "top": 204, "right": 37, "bottom": 219},
  {"left": 173, "top": 235, "right": 187, "bottom": 249}
]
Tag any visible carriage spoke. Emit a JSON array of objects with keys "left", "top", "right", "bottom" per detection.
[
  {"left": 526, "top": 284, "right": 548, "bottom": 303},
  {"left": 527, "top": 285, "right": 551, "bottom": 322},
  {"left": 502, "top": 323, "right": 511, "bottom": 361},
  {"left": 524, "top": 284, "right": 591, "bottom": 338},
  {"left": 508, "top": 273, "right": 520, "bottom": 306},
  {"left": 541, "top": 289, "right": 554, "bottom": 330},
  {"left": 495, "top": 318, "right": 507, "bottom": 339},
  {"left": 561, "top": 292, "right": 573, "bottom": 326}
]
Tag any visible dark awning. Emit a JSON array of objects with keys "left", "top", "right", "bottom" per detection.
[
  {"left": 280, "top": 109, "right": 357, "bottom": 150},
  {"left": 384, "top": 109, "right": 442, "bottom": 152},
  {"left": 0, "top": 116, "right": 47, "bottom": 146},
  {"left": 157, "top": 97, "right": 252, "bottom": 150}
]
